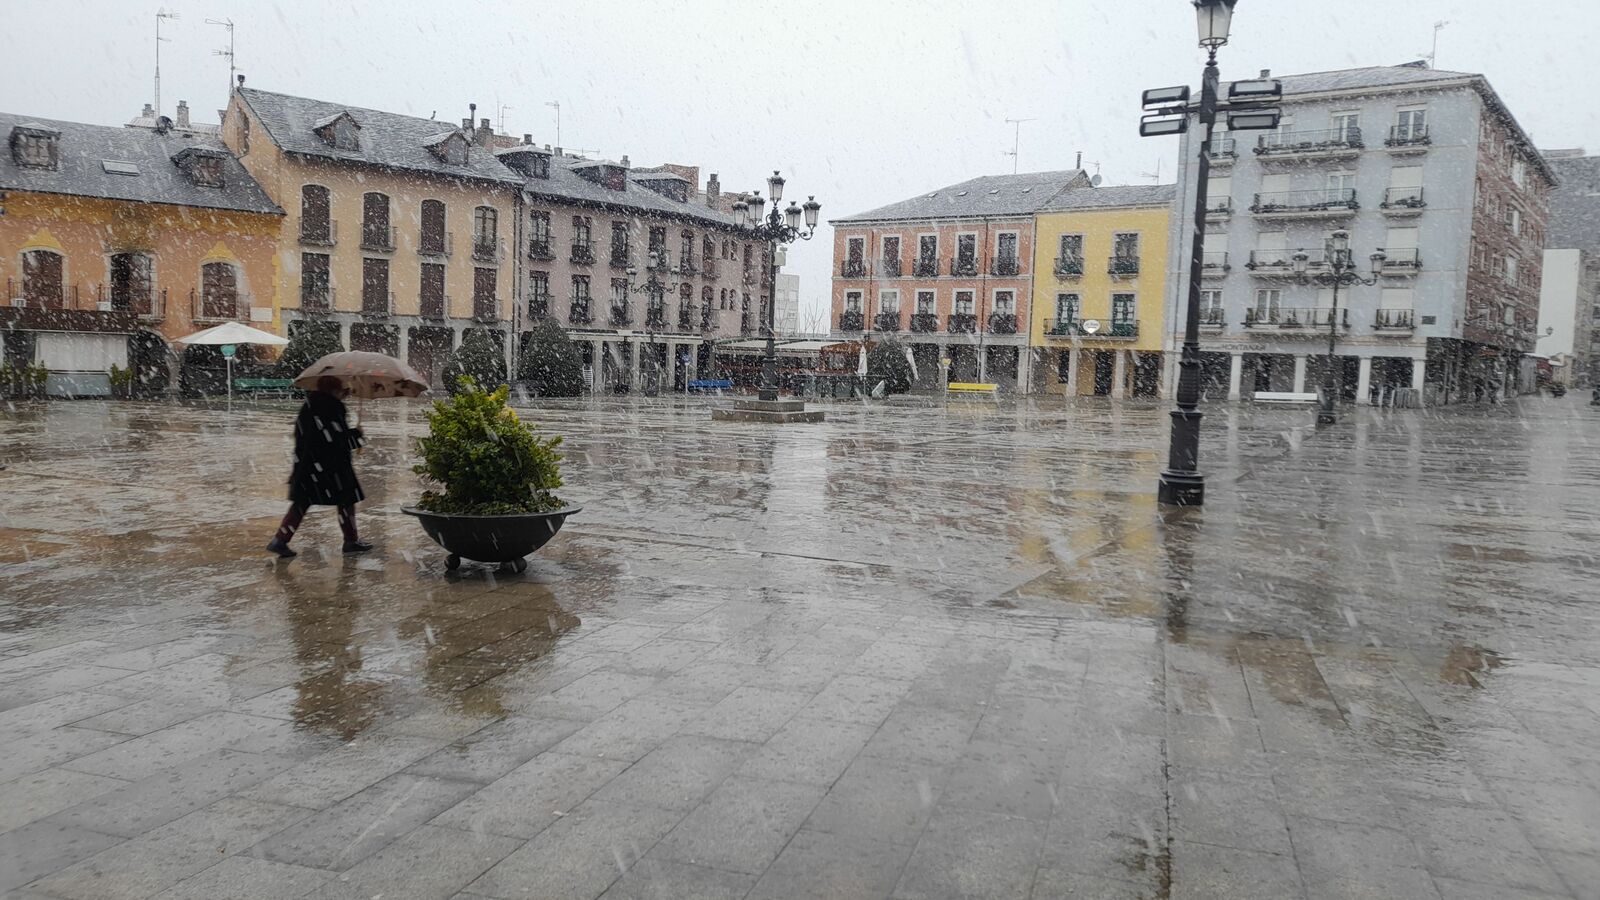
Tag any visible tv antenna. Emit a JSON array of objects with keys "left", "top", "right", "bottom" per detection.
[
  {"left": 206, "top": 18, "right": 235, "bottom": 98},
  {"left": 154, "top": 8, "right": 179, "bottom": 119},
  {"left": 545, "top": 100, "right": 561, "bottom": 146},
  {"left": 1426, "top": 20, "right": 1449, "bottom": 68},
  {"left": 1004, "top": 117, "right": 1036, "bottom": 174},
  {"left": 1140, "top": 159, "right": 1164, "bottom": 183},
  {"left": 497, "top": 102, "right": 514, "bottom": 134}
]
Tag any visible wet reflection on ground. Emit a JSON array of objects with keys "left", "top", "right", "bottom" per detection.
[{"left": 1, "top": 395, "right": 1596, "bottom": 898}]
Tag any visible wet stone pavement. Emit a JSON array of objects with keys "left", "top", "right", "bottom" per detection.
[{"left": 1, "top": 393, "right": 1598, "bottom": 900}]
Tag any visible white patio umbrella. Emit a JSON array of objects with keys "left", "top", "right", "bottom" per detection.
[{"left": 172, "top": 322, "right": 289, "bottom": 403}]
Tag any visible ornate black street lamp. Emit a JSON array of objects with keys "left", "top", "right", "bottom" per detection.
[
  {"left": 624, "top": 252, "right": 679, "bottom": 396},
  {"left": 1292, "top": 231, "right": 1384, "bottom": 425},
  {"left": 1139, "top": 0, "right": 1280, "bottom": 507},
  {"left": 731, "top": 172, "right": 820, "bottom": 402}
]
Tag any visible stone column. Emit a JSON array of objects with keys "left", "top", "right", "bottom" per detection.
[
  {"left": 592, "top": 339, "right": 605, "bottom": 392},
  {"left": 1292, "top": 354, "right": 1308, "bottom": 393},
  {"left": 1164, "top": 351, "right": 1181, "bottom": 400},
  {"left": 397, "top": 323, "right": 411, "bottom": 368},
  {"left": 629, "top": 336, "right": 643, "bottom": 392},
  {"left": 1356, "top": 357, "right": 1372, "bottom": 405},
  {"left": 1228, "top": 352, "right": 1244, "bottom": 401},
  {"left": 1411, "top": 356, "right": 1427, "bottom": 391},
  {"left": 338, "top": 318, "right": 353, "bottom": 351},
  {"left": 1064, "top": 348, "right": 1079, "bottom": 397},
  {"left": 1016, "top": 347, "right": 1030, "bottom": 394},
  {"left": 1111, "top": 350, "right": 1128, "bottom": 399}
]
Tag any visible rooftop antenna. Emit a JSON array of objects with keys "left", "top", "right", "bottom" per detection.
[
  {"left": 154, "top": 8, "right": 179, "bottom": 119},
  {"left": 206, "top": 18, "right": 235, "bottom": 98},
  {"left": 545, "top": 101, "right": 561, "bottom": 146},
  {"left": 1427, "top": 20, "right": 1449, "bottom": 68},
  {"left": 1004, "top": 117, "right": 1036, "bottom": 174},
  {"left": 1140, "top": 159, "right": 1164, "bottom": 183},
  {"left": 497, "top": 102, "right": 513, "bottom": 134}
]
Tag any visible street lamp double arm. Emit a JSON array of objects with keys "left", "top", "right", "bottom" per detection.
[
  {"left": 732, "top": 171, "right": 821, "bottom": 402},
  {"left": 623, "top": 253, "right": 679, "bottom": 395},
  {"left": 1290, "top": 230, "right": 1385, "bottom": 424}
]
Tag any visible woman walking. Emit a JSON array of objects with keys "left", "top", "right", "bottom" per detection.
[{"left": 266, "top": 375, "right": 373, "bottom": 558}]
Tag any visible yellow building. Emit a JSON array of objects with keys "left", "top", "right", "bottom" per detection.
[
  {"left": 1029, "top": 184, "right": 1175, "bottom": 397},
  {"left": 0, "top": 112, "right": 283, "bottom": 396}
]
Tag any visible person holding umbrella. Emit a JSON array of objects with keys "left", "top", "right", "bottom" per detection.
[{"left": 266, "top": 375, "right": 371, "bottom": 558}]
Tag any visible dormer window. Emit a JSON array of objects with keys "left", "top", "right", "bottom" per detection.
[
  {"left": 493, "top": 146, "right": 551, "bottom": 179},
  {"left": 425, "top": 131, "right": 469, "bottom": 165},
  {"left": 573, "top": 161, "right": 627, "bottom": 192},
  {"left": 312, "top": 111, "right": 361, "bottom": 151},
  {"left": 171, "top": 147, "right": 227, "bottom": 188},
  {"left": 530, "top": 154, "right": 549, "bottom": 178},
  {"left": 10, "top": 124, "right": 60, "bottom": 170}
]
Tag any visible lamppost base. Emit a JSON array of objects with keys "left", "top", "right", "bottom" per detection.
[
  {"left": 1316, "top": 408, "right": 1337, "bottom": 426},
  {"left": 711, "top": 398, "right": 825, "bottom": 424},
  {"left": 1157, "top": 470, "right": 1205, "bottom": 507}
]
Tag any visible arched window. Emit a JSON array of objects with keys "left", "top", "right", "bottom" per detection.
[
  {"left": 361, "top": 192, "right": 392, "bottom": 250},
  {"left": 21, "top": 249, "right": 64, "bottom": 308},
  {"left": 472, "top": 206, "right": 498, "bottom": 259},
  {"left": 200, "top": 261, "right": 239, "bottom": 320},
  {"left": 419, "top": 200, "right": 446, "bottom": 255},
  {"left": 109, "top": 252, "right": 154, "bottom": 314},
  {"left": 299, "top": 185, "right": 331, "bottom": 243}
]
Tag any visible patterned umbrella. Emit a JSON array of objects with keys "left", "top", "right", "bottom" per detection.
[{"left": 293, "top": 351, "right": 428, "bottom": 399}]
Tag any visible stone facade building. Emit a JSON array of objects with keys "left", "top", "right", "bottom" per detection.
[{"left": 1165, "top": 64, "right": 1555, "bottom": 405}]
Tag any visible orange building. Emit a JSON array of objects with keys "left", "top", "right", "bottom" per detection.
[{"left": 0, "top": 112, "right": 282, "bottom": 395}]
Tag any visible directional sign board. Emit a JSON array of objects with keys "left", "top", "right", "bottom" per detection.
[
  {"left": 1139, "top": 116, "right": 1188, "bottom": 137},
  {"left": 1142, "top": 86, "right": 1191, "bottom": 109},
  {"left": 1227, "top": 109, "right": 1281, "bottom": 131},
  {"left": 1228, "top": 79, "right": 1283, "bottom": 101}
]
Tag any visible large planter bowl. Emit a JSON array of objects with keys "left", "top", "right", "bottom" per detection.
[{"left": 401, "top": 505, "right": 581, "bottom": 572}]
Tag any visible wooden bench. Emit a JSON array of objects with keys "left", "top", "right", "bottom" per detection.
[
  {"left": 687, "top": 378, "right": 734, "bottom": 393},
  {"left": 234, "top": 377, "right": 295, "bottom": 396},
  {"left": 1253, "top": 391, "right": 1318, "bottom": 404},
  {"left": 947, "top": 382, "right": 999, "bottom": 398}
]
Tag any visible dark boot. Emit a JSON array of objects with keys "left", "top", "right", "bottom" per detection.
[
  {"left": 342, "top": 540, "right": 374, "bottom": 554},
  {"left": 266, "top": 538, "right": 297, "bottom": 558}
]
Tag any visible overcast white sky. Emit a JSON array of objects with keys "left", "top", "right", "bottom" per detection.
[{"left": 3, "top": 0, "right": 1596, "bottom": 327}]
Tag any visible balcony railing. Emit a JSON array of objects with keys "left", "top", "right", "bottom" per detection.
[
  {"left": 420, "top": 292, "right": 448, "bottom": 320},
  {"left": 874, "top": 311, "right": 902, "bottom": 332},
  {"left": 1375, "top": 308, "right": 1416, "bottom": 330},
  {"left": 1054, "top": 256, "right": 1085, "bottom": 277},
  {"left": 677, "top": 307, "right": 694, "bottom": 330},
  {"left": 1108, "top": 256, "right": 1141, "bottom": 276},
  {"left": 1208, "top": 138, "right": 1237, "bottom": 160},
  {"left": 1250, "top": 189, "right": 1358, "bottom": 215},
  {"left": 1206, "top": 197, "right": 1233, "bottom": 217},
  {"left": 1107, "top": 320, "right": 1138, "bottom": 338},
  {"left": 528, "top": 293, "right": 552, "bottom": 319},
  {"left": 472, "top": 237, "right": 502, "bottom": 263},
  {"left": 839, "top": 309, "right": 864, "bottom": 331},
  {"left": 988, "top": 312, "right": 1017, "bottom": 334},
  {"left": 1380, "top": 187, "right": 1426, "bottom": 211},
  {"left": 569, "top": 300, "right": 592, "bottom": 325},
  {"left": 1246, "top": 250, "right": 1298, "bottom": 271},
  {"left": 700, "top": 307, "right": 715, "bottom": 331},
  {"left": 299, "top": 220, "right": 338, "bottom": 247},
  {"left": 570, "top": 241, "right": 596, "bottom": 265},
  {"left": 360, "top": 225, "right": 397, "bottom": 252},
  {"left": 1378, "top": 247, "right": 1422, "bottom": 270},
  {"left": 677, "top": 255, "right": 696, "bottom": 277},
  {"left": 98, "top": 283, "right": 168, "bottom": 320},
  {"left": 990, "top": 256, "right": 1020, "bottom": 277},
  {"left": 472, "top": 301, "right": 501, "bottom": 324},
  {"left": 190, "top": 289, "right": 251, "bottom": 323},
  {"left": 910, "top": 312, "right": 939, "bottom": 332},
  {"left": 702, "top": 259, "right": 718, "bottom": 278},
  {"left": 882, "top": 257, "right": 902, "bottom": 277},
  {"left": 611, "top": 244, "right": 631, "bottom": 268},
  {"left": 1243, "top": 307, "right": 1350, "bottom": 328},
  {"left": 914, "top": 259, "right": 939, "bottom": 277},
  {"left": 1046, "top": 319, "right": 1078, "bottom": 336},
  {"left": 950, "top": 258, "right": 978, "bottom": 277},
  {"left": 1255, "top": 127, "right": 1364, "bottom": 156},
  {"left": 419, "top": 230, "right": 452, "bottom": 257},
  {"left": 360, "top": 290, "right": 395, "bottom": 318},
  {"left": 1385, "top": 124, "right": 1430, "bottom": 148},
  {"left": 1201, "top": 251, "right": 1230, "bottom": 273},
  {"left": 841, "top": 260, "right": 867, "bottom": 278},
  {"left": 645, "top": 306, "right": 667, "bottom": 329},
  {"left": 528, "top": 239, "right": 557, "bottom": 261},
  {"left": 610, "top": 303, "right": 631, "bottom": 327},
  {"left": 948, "top": 312, "right": 977, "bottom": 333},
  {"left": 1200, "top": 308, "right": 1225, "bottom": 327}
]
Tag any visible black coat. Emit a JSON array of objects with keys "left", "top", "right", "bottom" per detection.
[{"left": 287, "top": 392, "right": 365, "bottom": 506}]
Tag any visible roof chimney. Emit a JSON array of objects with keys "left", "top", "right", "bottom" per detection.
[
  {"left": 620, "top": 154, "right": 630, "bottom": 168},
  {"left": 475, "top": 117, "right": 493, "bottom": 147},
  {"left": 1075, "top": 151, "right": 1082, "bottom": 169},
  {"left": 236, "top": 74, "right": 245, "bottom": 88},
  {"left": 707, "top": 173, "right": 721, "bottom": 207},
  {"left": 555, "top": 146, "right": 563, "bottom": 157},
  {"left": 175, "top": 101, "right": 190, "bottom": 130},
  {"left": 1259, "top": 69, "right": 1271, "bottom": 78},
  {"left": 523, "top": 133, "right": 532, "bottom": 145},
  {"left": 141, "top": 103, "right": 155, "bottom": 119}
]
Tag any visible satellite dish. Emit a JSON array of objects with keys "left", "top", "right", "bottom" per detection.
[
  {"left": 1082, "top": 319, "right": 1101, "bottom": 335},
  {"left": 1090, "top": 174, "right": 1103, "bottom": 187}
]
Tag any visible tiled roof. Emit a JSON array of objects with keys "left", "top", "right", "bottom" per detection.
[
  {"left": 1273, "top": 65, "right": 1477, "bottom": 96},
  {"left": 0, "top": 111, "right": 282, "bottom": 215},
  {"left": 520, "top": 154, "right": 742, "bottom": 230},
  {"left": 237, "top": 88, "right": 523, "bottom": 187},
  {"left": 1040, "top": 183, "right": 1177, "bottom": 211},
  {"left": 832, "top": 170, "right": 1089, "bottom": 223},
  {"left": 1547, "top": 155, "right": 1600, "bottom": 252}
]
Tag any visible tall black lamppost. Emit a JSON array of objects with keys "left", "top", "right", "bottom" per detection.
[
  {"left": 1140, "top": 0, "right": 1279, "bottom": 507},
  {"left": 1292, "top": 230, "right": 1384, "bottom": 425},
  {"left": 624, "top": 251, "right": 677, "bottom": 396},
  {"left": 731, "top": 172, "right": 820, "bottom": 402}
]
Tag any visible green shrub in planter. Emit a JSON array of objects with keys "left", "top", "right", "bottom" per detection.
[
  {"left": 442, "top": 328, "right": 507, "bottom": 395},
  {"left": 517, "top": 319, "right": 586, "bottom": 397},
  {"left": 108, "top": 364, "right": 135, "bottom": 398},
  {"left": 867, "top": 340, "right": 914, "bottom": 394},
  {"left": 413, "top": 376, "right": 564, "bottom": 514}
]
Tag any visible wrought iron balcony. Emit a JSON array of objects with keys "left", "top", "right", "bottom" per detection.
[
  {"left": 360, "top": 290, "right": 395, "bottom": 318},
  {"left": 841, "top": 260, "right": 867, "bottom": 278},
  {"left": 299, "top": 220, "right": 338, "bottom": 247},
  {"left": 528, "top": 293, "right": 551, "bottom": 319},
  {"left": 472, "top": 237, "right": 502, "bottom": 263},
  {"left": 913, "top": 259, "right": 940, "bottom": 277},
  {"left": 948, "top": 313, "right": 977, "bottom": 333},
  {"left": 419, "top": 292, "right": 448, "bottom": 321},
  {"left": 1385, "top": 124, "right": 1430, "bottom": 150},
  {"left": 1207, "top": 138, "right": 1237, "bottom": 161},
  {"left": 569, "top": 299, "right": 592, "bottom": 325},
  {"left": 950, "top": 258, "right": 979, "bottom": 277},
  {"left": 988, "top": 312, "right": 1017, "bottom": 334},
  {"left": 1201, "top": 251, "right": 1230, "bottom": 275},
  {"left": 1108, "top": 256, "right": 1140, "bottom": 276},
  {"left": 1378, "top": 247, "right": 1422, "bottom": 271},
  {"left": 419, "top": 229, "right": 452, "bottom": 257},
  {"left": 1054, "top": 256, "right": 1085, "bottom": 277},
  {"left": 360, "top": 225, "right": 397, "bottom": 252},
  {"left": 874, "top": 311, "right": 902, "bottom": 332},
  {"left": 1380, "top": 187, "right": 1426, "bottom": 213},
  {"left": 910, "top": 312, "right": 939, "bottom": 332},
  {"left": 701, "top": 307, "right": 715, "bottom": 331},
  {"left": 471, "top": 303, "right": 501, "bottom": 324},
  {"left": 570, "top": 241, "right": 596, "bottom": 265},
  {"left": 610, "top": 303, "right": 631, "bottom": 326},
  {"left": 1250, "top": 189, "right": 1358, "bottom": 216},
  {"left": 1106, "top": 320, "right": 1138, "bottom": 338},
  {"left": 1255, "top": 127, "right": 1364, "bottom": 157},
  {"left": 1205, "top": 197, "right": 1233, "bottom": 217},
  {"left": 528, "top": 240, "right": 556, "bottom": 261},
  {"left": 881, "top": 257, "right": 902, "bottom": 277},
  {"left": 839, "top": 310, "right": 864, "bottom": 331},
  {"left": 990, "top": 256, "right": 1020, "bottom": 277},
  {"left": 677, "top": 255, "right": 696, "bottom": 276},
  {"left": 645, "top": 306, "right": 667, "bottom": 329},
  {"left": 702, "top": 260, "right": 718, "bottom": 278},
  {"left": 1244, "top": 307, "right": 1349, "bottom": 329},
  {"left": 190, "top": 289, "right": 252, "bottom": 323},
  {"left": 610, "top": 245, "right": 631, "bottom": 268},
  {"left": 1200, "top": 308, "right": 1225, "bottom": 328},
  {"left": 1246, "top": 250, "right": 1299, "bottom": 272},
  {"left": 1375, "top": 308, "right": 1415, "bottom": 330},
  {"left": 1046, "top": 319, "right": 1078, "bottom": 336},
  {"left": 677, "top": 307, "right": 694, "bottom": 330}
]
